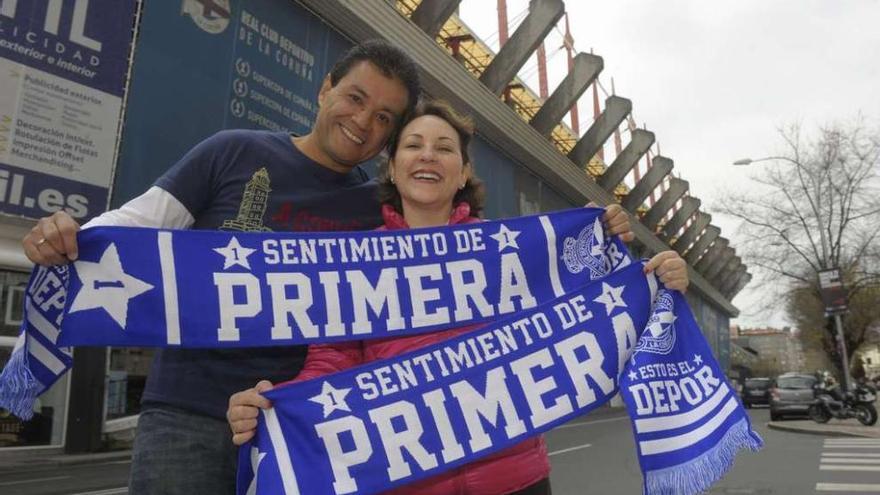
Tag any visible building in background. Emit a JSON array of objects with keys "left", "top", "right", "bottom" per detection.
[{"left": 732, "top": 326, "right": 807, "bottom": 376}]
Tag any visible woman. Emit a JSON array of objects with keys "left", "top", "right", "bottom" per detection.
[{"left": 227, "top": 99, "right": 689, "bottom": 494}]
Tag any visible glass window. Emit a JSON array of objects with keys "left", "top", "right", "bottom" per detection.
[
  {"left": 1, "top": 271, "right": 29, "bottom": 338},
  {"left": 471, "top": 136, "right": 519, "bottom": 219},
  {"left": 776, "top": 375, "right": 816, "bottom": 389},
  {"left": 515, "top": 168, "right": 540, "bottom": 216},
  {"left": 107, "top": 347, "right": 155, "bottom": 419},
  {"left": 0, "top": 269, "right": 69, "bottom": 448}
]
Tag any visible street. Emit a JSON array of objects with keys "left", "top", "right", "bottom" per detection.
[
  {"left": 548, "top": 407, "right": 880, "bottom": 494},
  {"left": 4, "top": 407, "right": 880, "bottom": 494}
]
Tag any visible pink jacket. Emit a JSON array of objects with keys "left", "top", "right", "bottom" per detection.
[{"left": 292, "top": 203, "right": 550, "bottom": 495}]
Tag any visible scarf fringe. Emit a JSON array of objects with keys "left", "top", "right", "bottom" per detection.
[
  {"left": 0, "top": 345, "right": 40, "bottom": 420},
  {"left": 644, "top": 417, "right": 764, "bottom": 495}
]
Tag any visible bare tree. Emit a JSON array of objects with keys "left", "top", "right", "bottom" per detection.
[{"left": 717, "top": 117, "right": 880, "bottom": 371}]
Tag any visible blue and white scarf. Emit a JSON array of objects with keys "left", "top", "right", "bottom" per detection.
[{"left": 0, "top": 207, "right": 761, "bottom": 494}]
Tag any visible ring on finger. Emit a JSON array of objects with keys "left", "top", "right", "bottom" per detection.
[{"left": 35, "top": 238, "right": 47, "bottom": 246}]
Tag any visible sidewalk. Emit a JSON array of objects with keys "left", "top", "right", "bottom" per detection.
[
  {"left": 767, "top": 417, "right": 880, "bottom": 438},
  {"left": 0, "top": 448, "right": 131, "bottom": 475}
]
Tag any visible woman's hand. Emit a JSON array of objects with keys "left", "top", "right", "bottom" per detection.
[
  {"left": 586, "top": 203, "right": 634, "bottom": 243},
  {"left": 644, "top": 251, "right": 689, "bottom": 292},
  {"left": 602, "top": 204, "right": 634, "bottom": 242},
  {"left": 227, "top": 380, "right": 274, "bottom": 445}
]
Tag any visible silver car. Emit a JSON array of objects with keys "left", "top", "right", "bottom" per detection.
[{"left": 770, "top": 373, "right": 817, "bottom": 421}]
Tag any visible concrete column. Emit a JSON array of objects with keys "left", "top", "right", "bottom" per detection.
[
  {"left": 704, "top": 247, "right": 735, "bottom": 282},
  {"left": 685, "top": 225, "right": 720, "bottom": 265},
  {"left": 660, "top": 196, "right": 700, "bottom": 241},
  {"left": 622, "top": 156, "right": 673, "bottom": 212},
  {"left": 530, "top": 52, "right": 603, "bottom": 136},
  {"left": 721, "top": 265, "right": 747, "bottom": 296},
  {"left": 65, "top": 348, "right": 107, "bottom": 453},
  {"left": 727, "top": 272, "right": 752, "bottom": 298},
  {"left": 673, "top": 212, "right": 711, "bottom": 255},
  {"left": 695, "top": 237, "right": 729, "bottom": 274},
  {"left": 479, "top": 0, "right": 565, "bottom": 94},
  {"left": 410, "top": 0, "right": 463, "bottom": 38},
  {"left": 642, "top": 178, "right": 688, "bottom": 230},
  {"left": 598, "top": 129, "right": 654, "bottom": 191},
  {"left": 568, "top": 95, "right": 631, "bottom": 169},
  {"left": 711, "top": 256, "right": 741, "bottom": 287}
]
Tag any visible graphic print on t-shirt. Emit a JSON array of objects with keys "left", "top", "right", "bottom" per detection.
[{"left": 221, "top": 167, "right": 273, "bottom": 232}]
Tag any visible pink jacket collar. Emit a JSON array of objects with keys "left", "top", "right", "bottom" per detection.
[{"left": 380, "top": 203, "right": 477, "bottom": 230}]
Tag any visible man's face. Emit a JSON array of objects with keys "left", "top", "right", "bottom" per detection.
[{"left": 313, "top": 61, "right": 410, "bottom": 172}]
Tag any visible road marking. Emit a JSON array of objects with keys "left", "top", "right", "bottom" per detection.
[
  {"left": 823, "top": 452, "right": 880, "bottom": 457},
  {"left": 549, "top": 443, "right": 592, "bottom": 456},
  {"left": 816, "top": 482, "right": 880, "bottom": 492},
  {"left": 822, "top": 445, "right": 880, "bottom": 449},
  {"left": 0, "top": 475, "right": 70, "bottom": 486},
  {"left": 554, "top": 416, "right": 628, "bottom": 429},
  {"left": 825, "top": 438, "right": 880, "bottom": 445},
  {"left": 821, "top": 465, "right": 880, "bottom": 472},
  {"left": 822, "top": 458, "right": 880, "bottom": 464},
  {"left": 68, "top": 488, "right": 128, "bottom": 495}
]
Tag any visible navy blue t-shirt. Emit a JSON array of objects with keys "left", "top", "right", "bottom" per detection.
[{"left": 144, "top": 129, "right": 382, "bottom": 418}]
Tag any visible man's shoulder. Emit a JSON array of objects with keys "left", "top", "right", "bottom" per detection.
[{"left": 207, "top": 128, "right": 284, "bottom": 147}]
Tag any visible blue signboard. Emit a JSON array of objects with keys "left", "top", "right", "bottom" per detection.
[
  {"left": 112, "top": 0, "right": 351, "bottom": 206},
  {"left": 0, "top": 0, "right": 137, "bottom": 221}
]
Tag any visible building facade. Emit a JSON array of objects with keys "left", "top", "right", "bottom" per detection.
[{"left": 734, "top": 326, "right": 807, "bottom": 376}]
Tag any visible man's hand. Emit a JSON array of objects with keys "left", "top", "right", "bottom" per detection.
[
  {"left": 587, "top": 202, "right": 634, "bottom": 243},
  {"left": 644, "top": 251, "right": 689, "bottom": 292},
  {"left": 23, "top": 211, "right": 81, "bottom": 266},
  {"left": 227, "top": 380, "right": 274, "bottom": 445}
]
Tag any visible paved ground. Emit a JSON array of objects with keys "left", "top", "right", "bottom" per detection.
[
  {"left": 1, "top": 406, "right": 878, "bottom": 494},
  {"left": 1, "top": 408, "right": 876, "bottom": 475}
]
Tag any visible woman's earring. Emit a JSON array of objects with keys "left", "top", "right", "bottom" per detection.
[
  {"left": 391, "top": 176, "right": 395, "bottom": 184},
  {"left": 459, "top": 182, "right": 466, "bottom": 190}
]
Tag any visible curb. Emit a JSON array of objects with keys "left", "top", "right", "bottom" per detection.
[{"left": 766, "top": 421, "right": 880, "bottom": 438}]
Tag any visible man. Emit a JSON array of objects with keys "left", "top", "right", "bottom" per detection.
[
  {"left": 24, "top": 40, "right": 420, "bottom": 494},
  {"left": 24, "top": 40, "right": 635, "bottom": 493}
]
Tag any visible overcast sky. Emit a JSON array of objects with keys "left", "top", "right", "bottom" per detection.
[{"left": 459, "top": 0, "right": 880, "bottom": 328}]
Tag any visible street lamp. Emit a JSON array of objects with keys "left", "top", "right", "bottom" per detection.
[
  {"left": 734, "top": 156, "right": 852, "bottom": 391},
  {"left": 732, "top": 156, "right": 785, "bottom": 166}
]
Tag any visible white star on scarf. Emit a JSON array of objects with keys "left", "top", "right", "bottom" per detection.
[
  {"left": 214, "top": 237, "right": 256, "bottom": 270},
  {"left": 310, "top": 381, "right": 352, "bottom": 418},
  {"left": 69, "top": 243, "right": 154, "bottom": 329},
  {"left": 693, "top": 354, "right": 704, "bottom": 366},
  {"left": 593, "top": 282, "right": 627, "bottom": 315},
  {"left": 246, "top": 447, "right": 267, "bottom": 495},
  {"left": 490, "top": 224, "right": 521, "bottom": 252},
  {"left": 628, "top": 370, "right": 639, "bottom": 381}
]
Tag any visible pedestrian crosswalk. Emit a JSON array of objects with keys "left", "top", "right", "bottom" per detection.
[{"left": 817, "top": 438, "right": 880, "bottom": 492}]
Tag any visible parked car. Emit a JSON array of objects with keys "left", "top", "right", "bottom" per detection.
[
  {"left": 741, "top": 377, "right": 771, "bottom": 408},
  {"left": 769, "top": 372, "right": 818, "bottom": 421}
]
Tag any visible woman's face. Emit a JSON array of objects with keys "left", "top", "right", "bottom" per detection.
[{"left": 390, "top": 115, "right": 469, "bottom": 213}]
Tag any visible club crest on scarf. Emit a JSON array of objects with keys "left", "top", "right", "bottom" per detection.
[
  {"left": 562, "top": 217, "right": 607, "bottom": 278},
  {"left": 633, "top": 289, "right": 676, "bottom": 355}
]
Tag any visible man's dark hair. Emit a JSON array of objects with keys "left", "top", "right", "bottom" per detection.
[{"left": 329, "top": 39, "right": 421, "bottom": 122}]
